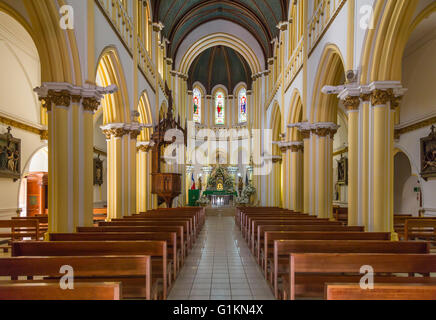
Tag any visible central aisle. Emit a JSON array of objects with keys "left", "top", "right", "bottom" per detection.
[{"left": 168, "top": 215, "right": 275, "bottom": 300}]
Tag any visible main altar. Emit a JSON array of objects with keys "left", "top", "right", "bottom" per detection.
[{"left": 203, "top": 166, "right": 237, "bottom": 207}]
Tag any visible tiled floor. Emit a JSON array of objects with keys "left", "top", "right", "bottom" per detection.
[{"left": 168, "top": 215, "right": 276, "bottom": 300}]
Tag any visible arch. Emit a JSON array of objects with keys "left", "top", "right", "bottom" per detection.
[
  {"left": 95, "top": 47, "right": 131, "bottom": 124},
  {"left": 310, "top": 44, "right": 345, "bottom": 123},
  {"left": 360, "top": 0, "right": 433, "bottom": 82},
  {"left": 270, "top": 101, "right": 282, "bottom": 156},
  {"left": 138, "top": 91, "right": 153, "bottom": 141},
  {"left": 394, "top": 151, "right": 420, "bottom": 216},
  {"left": 0, "top": 1, "right": 81, "bottom": 85},
  {"left": 178, "top": 33, "right": 263, "bottom": 75},
  {"left": 287, "top": 89, "right": 303, "bottom": 141}
]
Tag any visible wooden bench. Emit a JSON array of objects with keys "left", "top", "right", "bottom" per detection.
[
  {"left": 325, "top": 283, "right": 436, "bottom": 300},
  {"left": 261, "top": 231, "right": 391, "bottom": 274},
  {"left": 93, "top": 208, "right": 107, "bottom": 224},
  {"left": 254, "top": 224, "right": 364, "bottom": 255},
  {"left": 0, "top": 219, "right": 41, "bottom": 242},
  {"left": 0, "top": 282, "right": 121, "bottom": 300},
  {"left": 0, "top": 256, "right": 150, "bottom": 299},
  {"left": 285, "top": 253, "right": 436, "bottom": 300},
  {"left": 250, "top": 219, "right": 343, "bottom": 251},
  {"left": 100, "top": 220, "right": 193, "bottom": 252},
  {"left": 279, "top": 242, "right": 431, "bottom": 300},
  {"left": 404, "top": 218, "right": 436, "bottom": 241},
  {"left": 273, "top": 239, "right": 430, "bottom": 298},
  {"left": 50, "top": 231, "right": 178, "bottom": 279},
  {"left": 77, "top": 225, "right": 185, "bottom": 267},
  {"left": 12, "top": 240, "right": 169, "bottom": 299}
]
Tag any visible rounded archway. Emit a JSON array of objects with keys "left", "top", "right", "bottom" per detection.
[{"left": 394, "top": 152, "right": 420, "bottom": 216}]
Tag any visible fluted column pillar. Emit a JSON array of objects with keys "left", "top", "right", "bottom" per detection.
[
  {"left": 341, "top": 95, "right": 361, "bottom": 226},
  {"left": 137, "top": 142, "right": 152, "bottom": 213},
  {"left": 369, "top": 83, "right": 406, "bottom": 234},
  {"left": 34, "top": 83, "right": 114, "bottom": 233},
  {"left": 312, "top": 123, "right": 338, "bottom": 219},
  {"left": 299, "top": 124, "right": 312, "bottom": 215},
  {"left": 289, "top": 142, "right": 304, "bottom": 212}
]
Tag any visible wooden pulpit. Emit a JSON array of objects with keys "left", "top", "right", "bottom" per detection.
[{"left": 151, "top": 173, "right": 182, "bottom": 208}]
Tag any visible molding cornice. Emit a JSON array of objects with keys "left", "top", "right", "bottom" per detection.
[{"left": 0, "top": 112, "right": 47, "bottom": 141}]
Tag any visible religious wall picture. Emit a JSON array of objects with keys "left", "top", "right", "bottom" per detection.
[
  {"left": 93, "top": 155, "right": 104, "bottom": 186},
  {"left": 420, "top": 125, "right": 436, "bottom": 181},
  {"left": 337, "top": 155, "right": 348, "bottom": 185},
  {"left": 0, "top": 126, "right": 21, "bottom": 181}
]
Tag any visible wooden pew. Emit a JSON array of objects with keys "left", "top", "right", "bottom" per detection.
[
  {"left": 50, "top": 232, "right": 178, "bottom": 280},
  {"left": 325, "top": 283, "right": 436, "bottom": 300},
  {"left": 99, "top": 220, "right": 192, "bottom": 252},
  {"left": 250, "top": 219, "right": 343, "bottom": 251},
  {"left": 241, "top": 212, "right": 310, "bottom": 236},
  {"left": 113, "top": 216, "right": 197, "bottom": 241},
  {"left": 93, "top": 208, "right": 107, "bottom": 224},
  {"left": 246, "top": 216, "right": 335, "bottom": 241},
  {"left": 254, "top": 224, "right": 364, "bottom": 254},
  {"left": 236, "top": 208, "right": 294, "bottom": 228},
  {"left": 0, "top": 219, "right": 41, "bottom": 242},
  {"left": 277, "top": 242, "right": 430, "bottom": 300},
  {"left": 285, "top": 253, "right": 436, "bottom": 300},
  {"left": 261, "top": 231, "right": 391, "bottom": 274},
  {"left": 0, "top": 282, "right": 121, "bottom": 300},
  {"left": 0, "top": 256, "right": 150, "bottom": 299},
  {"left": 78, "top": 225, "right": 185, "bottom": 266},
  {"left": 404, "top": 218, "right": 436, "bottom": 241},
  {"left": 12, "top": 240, "right": 169, "bottom": 299}
]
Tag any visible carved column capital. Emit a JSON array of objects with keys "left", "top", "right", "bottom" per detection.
[
  {"left": 371, "top": 89, "right": 392, "bottom": 106},
  {"left": 312, "top": 122, "right": 339, "bottom": 139},
  {"left": 342, "top": 95, "right": 361, "bottom": 112}
]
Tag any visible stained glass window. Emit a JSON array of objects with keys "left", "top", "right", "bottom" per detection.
[
  {"left": 193, "top": 88, "right": 201, "bottom": 123},
  {"left": 238, "top": 88, "right": 247, "bottom": 123},
  {"left": 215, "top": 91, "right": 225, "bottom": 125}
]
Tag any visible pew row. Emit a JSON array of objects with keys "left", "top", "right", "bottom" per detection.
[{"left": 0, "top": 256, "right": 150, "bottom": 299}]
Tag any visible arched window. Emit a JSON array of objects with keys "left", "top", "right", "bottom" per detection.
[
  {"left": 238, "top": 88, "right": 247, "bottom": 123},
  {"left": 215, "top": 91, "right": 225, "bottom": 125},
  {"left": 193, "top": 88, "right": 201, "bottom": 123}
]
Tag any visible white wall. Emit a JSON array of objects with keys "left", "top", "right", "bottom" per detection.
[{"left": 0, "top": 12, "right": 45, "bottom": 220}]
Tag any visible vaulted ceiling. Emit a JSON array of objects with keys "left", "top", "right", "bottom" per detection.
[
  {"left": 153, "top": 0, "right": 288, "bottom": 63},
  {"left": 188, "top": 45, "right": 252, "bottom": 94}
]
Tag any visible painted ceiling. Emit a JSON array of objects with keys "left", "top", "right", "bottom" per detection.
[
  {"left": 188, "top": 45, "right": 252, "bottom": 94},
  {"left": 153, "top": 0, "right": 288, "bottom": 63}
]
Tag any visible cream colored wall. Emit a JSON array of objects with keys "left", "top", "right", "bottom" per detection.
[
  {"left": 396, "top": 12, "right": 436, "bottom": 216},
  {"left": 0, "top": 11, "right": 44, "bottom": 219}
]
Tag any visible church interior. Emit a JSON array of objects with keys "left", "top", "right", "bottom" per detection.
[{"left": 0, "top": 0, "right": 435, "bottom": 301}]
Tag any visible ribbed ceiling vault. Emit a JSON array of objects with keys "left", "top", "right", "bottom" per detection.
[
  {"left": 188, "top": 45, "right": 252, "bottom": 94},
  {"left": 153, "top": 0, "right": 288, "bottom": 65}
]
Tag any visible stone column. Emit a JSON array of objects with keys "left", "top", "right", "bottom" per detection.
[
  {"left": 369, "top": 83, "right": 406, "bottom": 234},
  {"left": 341, "top": 94, "right": 361, "bottom": 226},
  {"left": 313, "top": 123, "right": 338, "bottom": 219},
  {"left": 289, "top": 142, "right": 304, "bottom": 212},
  {"left": 299, "top": 123, "right": 312, "bottom": 215},
  {"left": 34, "top": 83, "right": 114, "bottom": 233},
  {"left": 137, "top": 142, "right": 152, "bottom": 213}
]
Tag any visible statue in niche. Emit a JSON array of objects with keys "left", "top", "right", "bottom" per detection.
[
  {"left": 198, "top": 176, "right": 202, "bottom": 191},
  {"left": 421, "top": 125, "right": 436, "bottom": 181},
  {"left": 0, "top": 127, "right": 21, "bottom": 181}
]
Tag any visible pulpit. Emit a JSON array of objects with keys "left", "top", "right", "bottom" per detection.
[
  {"left": 151, "top": 173, "right": 182, "bottom": 208},
  {"left": 149, "top": 83, "right": 186, "bottom": 208}
]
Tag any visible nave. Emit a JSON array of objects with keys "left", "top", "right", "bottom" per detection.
[{"left": 168, "top": 216, "right": 275, "bottom": 300}]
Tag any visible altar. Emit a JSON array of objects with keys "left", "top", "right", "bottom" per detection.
[
  {"left": 203, "top": 166, "right": 237, "bottom": 208},
  {"left": 203, "top": 190, "right": 238, "bottom": 207}
]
